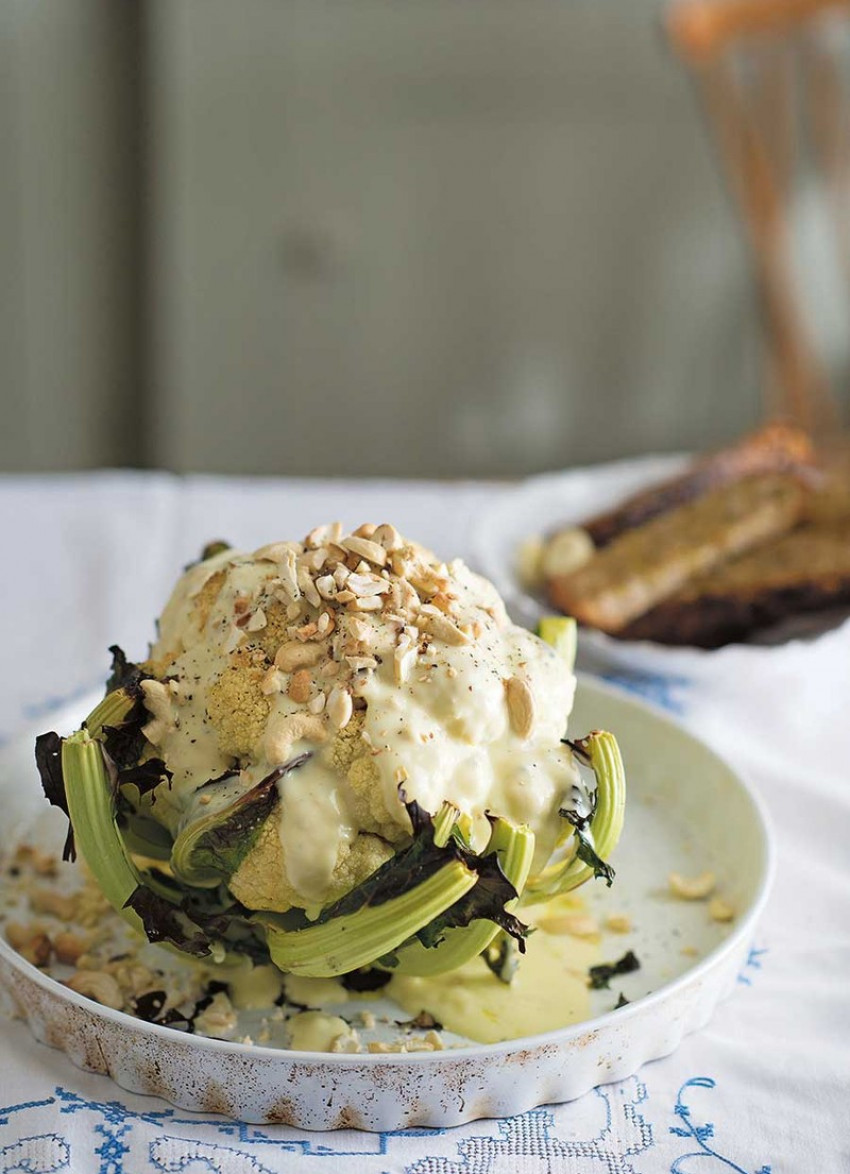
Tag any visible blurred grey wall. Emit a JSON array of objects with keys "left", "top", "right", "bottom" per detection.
[
  {"left": 0, "top": 0, "right": 143, "bottom": 472},
  {"left": 2, "top": 0, "right": 783, "bottom": 477}
]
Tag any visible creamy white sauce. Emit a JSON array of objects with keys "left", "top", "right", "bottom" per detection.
[
  {"left": 358, "top": 568, "right": 578, "bottom": 870},
  {"left": 156, "top": 546, "right": 238, "bottom": 655},
  {"left": 275, "top": 752, "right": 356, "bottom": 903},
  {"left": 270, "top": 897, "right": 600, "bottom": 1047},
  {"left": 283, "top": 973, "right": 350, "bottom": 1009},
  {"left": 219, "top": 960, "right": 283, "bottom": 1010},
  {"left": 145, "top": 534, "right": 585, "bottom": 907},
  {"left": 286, "top": 1011, "right": 356, "bottom": 1052},
  {"left": 387, "top": 898, "right": 598, "bottom": 1044}
]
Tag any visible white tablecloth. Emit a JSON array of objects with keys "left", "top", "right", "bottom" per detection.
[{"left": 1, "top": 469, "right": 848, "bottom": 1174}]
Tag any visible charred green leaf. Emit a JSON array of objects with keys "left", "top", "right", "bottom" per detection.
[
  {"left": 131, "top": 988, "right": 168, "bottom": 1023},
  {"left": 105, "top": 645, "right": 153, "bottom": 699},
  {"left": 196, "top": 768, "right": 239, "bottom": 790},
  {"left": 588, "top": 949, "right": 640, "bottom": 990},
  {"left": 561, "top": 811, "right": 616, "bottom": 886},
  {"left": 482, "top": 932, "right": 520, "bottom": 984},
  {"left": 309, "top": 800, "right": 459, "bottom": 926},
  {"left": 124, "top": 886, "right": 211, "bottom": 957},
  {"left": 179, "top": 891, "right": 269, "bottom": 962},
  {"left": 116, "top": 757, "right": 173, "bottom": 799},
  {"left": 398, "top": 1009, "right": 443, "bottom": 1031},
  {"left": 170, "top": 755, "right": 310, "bottom": 887},
  {"left": 340, "top": 967, "right": 393, "bottom": 993},
  {"left": 35, "top": 730, "right": 75, "bottom": 861},
  {"left": 101, "top": 718, "right": 149, "bottom": 774},
  {"left": 559, "top": 759, "right": 616, "bottom": 889},
  {"left": 414, "top": 852, "right": 526, "bottom": 950}
]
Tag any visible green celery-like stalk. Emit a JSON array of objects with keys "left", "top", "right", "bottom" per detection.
[
  {"left": 261, "top": 858, "right": 478, "bottom": 977},
  {"left": 60, "top": 730, "right": 147, "bottom": 934},
  {"left": 389, "top": 817, "right": 535, "bottom": 977},
  {"left": 430, "top": 801, "right": 461, "bottom": 847},
  {"left": 83, "top": 688, "right": 137, "bottom": 739},
  {"left": 118, "top": 814, "right": 175, "bottom": 861},
  {"left": 524, "top": 730, "right": 625, "bottom": 902},
  {"left": 537, "top": 615, "right": 578, "bottom": 673}
]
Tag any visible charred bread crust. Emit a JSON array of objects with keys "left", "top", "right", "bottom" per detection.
[
  {"left": 578, "top": 422, "right": 815, "bottom": 549},
  {"left": 618, "top": 519, "right": 850, "bottom": 647},
  {"left": 546, "top": 472, "right": 810, "bottom": 633}
]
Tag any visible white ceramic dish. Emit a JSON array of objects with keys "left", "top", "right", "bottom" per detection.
[{"left": 0, "top": 679, "right": 773, "bottom": 1131}]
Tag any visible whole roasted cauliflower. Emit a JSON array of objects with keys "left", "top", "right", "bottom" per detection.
[{"left": 37, "top": 523, "right": 625, "bottom": 979}]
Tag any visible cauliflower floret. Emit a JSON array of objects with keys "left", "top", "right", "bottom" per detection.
[
  {"left": 325, "top": 714, "right": 408, "bottom": 845},
  {"left": 229, "top": 821, "right": 393, "bottom": 912},
  {"left": 325, "top": 713, "right": 364, "bottom": 775},
  {"left": 145, "top": 568, "right": 229, "bottom": 676},
  {"left": 250, "top": 598, "right": 293, "bottom": 663},
  {"left": 228, "top": 712, "right": 407, "bottom": 912},
  {"left": 346, "top": 750, "right": 408, "bottom": 845},
  {"left": 206, "top": 646, "right": 272, "bottom": 758}
]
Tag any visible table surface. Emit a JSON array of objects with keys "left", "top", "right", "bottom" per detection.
[{"left": 0, "top": 469, "right": 848, "bottom": 1174}]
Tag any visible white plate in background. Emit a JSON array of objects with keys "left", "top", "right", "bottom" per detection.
[
  {"left": 0, "top": 679, "right": 772, "bottom": 1130},
  {"left": 469, "top": 456, "right": 850, "bottom": 669},
  {"left": 469, "top": 456, "right": 687, "bottom": 646}
]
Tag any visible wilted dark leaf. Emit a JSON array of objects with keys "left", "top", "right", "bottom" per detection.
[
  {"left": 341, "top": 968, "right": 393, "bottom": 993},
  {"left": 35, "top": 731, "right": 75, "bottom": 861},
  {"left": 117, "top": 758, "right": 173, "bottom": 799},
  {"left": 174, "top": 755, "right": 309, "bottom": 884},
  {"left": 124, "top": 887, "right": 211, "bottom": 957},
  {"left": 588, "top": 949, "right": 640, "bottom": 990}
]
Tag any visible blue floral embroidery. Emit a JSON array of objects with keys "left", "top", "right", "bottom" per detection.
[
  {"left": 406, "top": 1075, "right": 654, "bottom": 1173},
  {"left": 149, "top": 1138, "right": 276, "bottom": 1173},
  {"left": 669, "top": 1078, "right": 771, "bottom": 1174},
  {"left": 0, "top": 1078, "right": 656, "bottom": 1172},
  {"left": 0, "top": 1087, "right": 445, "bottom": 1170},
  {"left": 94, "top": 1121, "right": 132, "bottom": 1174},
  {"left": 598, "top": 671, "right": 690, "bottom": 715},
  {"left": 0, "top": 1100, "right": 56, "bottom": 1127},
  {"left": 737, "top": 946, "right": 768, "bottom": 986},
  {"left": 0, "top": 1134, "right": 69, "bottom": 1173},
  {"left": 56, "top": 1090, "right": 173, "bottom": 1174},
  {"left": 0, "top": 1074, "right": 778, "bottom": 1172}
]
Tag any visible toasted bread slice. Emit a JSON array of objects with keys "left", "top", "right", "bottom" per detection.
[
  {"left": 803, "top": 443, "right": 850, "bottom": 524},
  {"left": 618, "top": 518, "right": 850, "bottom": 647},
  {"left": 577, "top": 422, "right": 814, "bottom": 549},
  {"left": 546, "top": 472, "right": 809, "bottom": 633}
]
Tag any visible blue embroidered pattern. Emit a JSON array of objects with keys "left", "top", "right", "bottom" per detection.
[
  {"left": 0, "top": 1080, "right": 653, "bottom": 1173},
  {"left": 0, "top": 1088, "right": 446, "bottom": 1172},
  {"left": 670, "top": 1078, "right": 772, "bottom": 1174},
  {"left": 0, "top": 1134, "right": 69, "bottom": 1173},
  {"left": 737, "top": 947, "right": 769, "bottom": 986},
  {"left": 0, "top": 1071, "right": 778, "bottom": 1173},
  {"left": 406, "top": 1077, "right": 653, "bottom": 1173}
]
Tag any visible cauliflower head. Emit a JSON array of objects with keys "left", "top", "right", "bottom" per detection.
[{"left": 132, "top": 523, "right": 579, "bottom": 915}]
